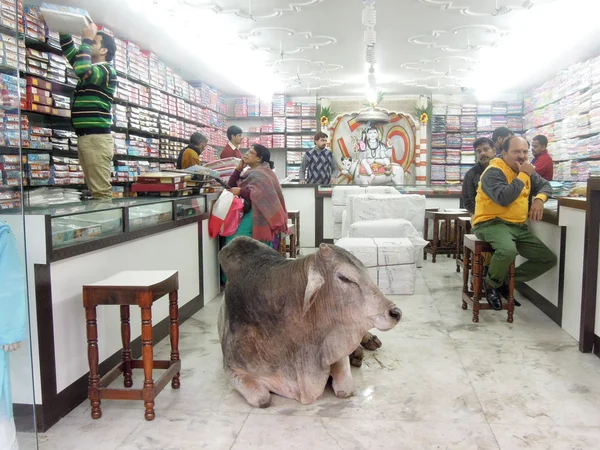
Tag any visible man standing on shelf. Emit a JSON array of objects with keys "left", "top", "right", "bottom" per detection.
[
  {"left": 60, "top": 23, "right": 118, "bottom": 200},
  {"left": 472, "top": 136, "right": 556, "bottom": 311},
  {"left": 531, "top": 135, "right": 553, "bottom": 181},
  {"left": 299, "top": 132, "right": 338, "bottom": 185},
  {"left": 176, "top": 132, "right": 208, "bottom": 169},
  {"left": 220, "top": 125, "right": 243, "bottom": 159},
  {"left": 492, "top": 127, "right": 513, "bottom": 157},
  {"left": 462, "top": 137, "right": 496, "bottom": 215}
]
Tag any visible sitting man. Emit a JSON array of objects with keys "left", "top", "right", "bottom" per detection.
[{"left": 472, "top": 135, "right": 557, "bottom": 310}]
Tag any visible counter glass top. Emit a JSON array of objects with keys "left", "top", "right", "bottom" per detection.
[{"left": 0, "top": 195, "right": 210, "bottom": 218}]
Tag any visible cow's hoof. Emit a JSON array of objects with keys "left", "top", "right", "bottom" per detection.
[
  {"left": 349, "top": 347, "right": 364, "bottom": 368},
  {"left": 335, "top": 390, "right": 352, "bottom": 399},
  {"left": 361, "top": 332, "right": 382, "bottom": 351}
]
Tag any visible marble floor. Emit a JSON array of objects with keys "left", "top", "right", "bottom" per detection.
[{"left": 17, "top": 255, "right": 600, "bottom": 449}]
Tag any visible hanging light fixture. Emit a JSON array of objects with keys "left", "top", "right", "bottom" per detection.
[{"left": 357, "top": 0, "right": 389, "bottom": 124}]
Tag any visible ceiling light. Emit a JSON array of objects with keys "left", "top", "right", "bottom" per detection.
[{"left": 125, "top": 0, "right": 281, "bottom": 98}]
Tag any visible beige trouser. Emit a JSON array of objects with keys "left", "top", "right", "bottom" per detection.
[{"left": 78, "top": 134, "right": 114, "bottom": 200}]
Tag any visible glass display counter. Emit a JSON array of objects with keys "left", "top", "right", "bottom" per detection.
[{"left": 0, "top": 195, "right": 208, "bottom": 256}]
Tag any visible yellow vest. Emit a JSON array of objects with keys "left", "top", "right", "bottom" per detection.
[{"left": 472, "top": 158, "right": 546, "bottom": 226}]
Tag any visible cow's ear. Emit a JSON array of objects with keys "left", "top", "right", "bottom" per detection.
[
  {"left": 303, "top": 265, "right": 324, "bottom": 315},
  {"left": 318, "top": 243, "right": 334, "bottom": 260}
]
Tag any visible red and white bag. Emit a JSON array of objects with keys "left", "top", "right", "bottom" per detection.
[{"left": 208, "top": 190, "right": 244, "bottom": 238}]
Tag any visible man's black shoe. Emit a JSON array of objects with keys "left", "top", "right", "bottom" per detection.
[
  {"left": 497, "top": 284, "right": 521, "bottom": 307},
  {"left": 484, "top": 283, "right": 503, "bottom": 311}
]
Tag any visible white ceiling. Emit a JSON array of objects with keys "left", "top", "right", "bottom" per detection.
[{"left": 31, "top": 0, "right": 600, "bottom": 97}]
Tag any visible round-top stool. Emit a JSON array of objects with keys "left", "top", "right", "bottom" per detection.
[{"left": 82, "top": 270, "right": 181, "bottom": 421}]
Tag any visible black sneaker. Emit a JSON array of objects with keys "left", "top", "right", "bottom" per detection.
[{"left": 498, "top": 284, "right": 521, "bottom": 307}]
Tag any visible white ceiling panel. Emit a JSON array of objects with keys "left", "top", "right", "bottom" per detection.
[{"left": 28, "top": 0, "right": 600, "bottom": 97}]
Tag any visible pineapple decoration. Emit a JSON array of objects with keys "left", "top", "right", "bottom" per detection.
[
  {"left": 318, "top": 105, "right": 336, "bottom": 131},
  {"left": 414, "top": 95, "right": 432, "bottom": 125}
]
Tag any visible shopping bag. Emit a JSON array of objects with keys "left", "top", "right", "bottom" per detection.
[
  {"left": 220, "top": 197, "right": 244, "bottom": 237},
  {"left": 208, "top": 190, "right": 244, "bottom": 238}
]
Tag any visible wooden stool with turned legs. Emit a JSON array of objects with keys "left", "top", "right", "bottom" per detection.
[
  {"left": 82, "top": 270, "right": 181, "bottom": 421},
  {"left": 462, "top": 235, "right": 516, "bottom": 323}
]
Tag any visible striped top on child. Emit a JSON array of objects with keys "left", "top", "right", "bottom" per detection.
[{"left": 60, "top": 34, "right": 118, "bottom": 136}]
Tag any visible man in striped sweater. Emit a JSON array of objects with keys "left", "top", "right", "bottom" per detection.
[{"left": 60, "top": 24, "right": 118, "bottom": 200}]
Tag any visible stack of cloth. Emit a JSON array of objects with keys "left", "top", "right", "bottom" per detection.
[
  {"left": 445, "top": 165, "right": 461, "bottom": 182},
  {"left": 431, "top": 133, "right": 446, "bottom": 148},
  {"left": 430, "top": 162, "right": 446, "bottom": 181},
  {"left": 462, "top": 133, "right": 476, "bottom": 149},
  {"left": 446, "top": 133, "right": 462, "bottom": 148},
  {"left": 491, "top": 115, "right": 507, "bottom": 129},
  {"left": 478, "top": 103, "right": 492, "bottom": 115},
  {"left": 460, "top": 150, "right": 475, "bottom": 165},
  {"left": 446, "top": 149, "right": 461, "bottom": 164},
  {"left": 507, "top": 102, "right": 523, "bottom": 115},
  {"left": 447, "top": 104, "right": 462, "bottom": 116},
  {"left": 446, "top": 116, "right": 461, "bottom": 132},
  {"left": 492, "top": 102, "right": 508, "bottom": 115},
  {"left": 432, "top": 103, "right": 447, "bottom": 116},
  {"left": 460, "top": 115, "right": 477, "bottom": 132},
  {"left": 432, "top": 115, "right": 446, "bottom": 133},
  {"left": 203, "top": 157, "right": 240, "bottom": 185},
  {"left": 462, "top": 104, "right": 477, "bottom": 115},
  {"left": 477, "top": 116, "right": 492, "bottom": 131},
  {"left": 507, "top": 116, "right": 524, "bottom": 131}
]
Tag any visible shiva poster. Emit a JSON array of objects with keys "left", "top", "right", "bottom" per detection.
[{"left": 330, "top": 112, "right": 417, "bottom": 185}]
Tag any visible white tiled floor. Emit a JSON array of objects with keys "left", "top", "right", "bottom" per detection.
[{"left": 17, "top": 255, "right": 600, "bottom": 449}]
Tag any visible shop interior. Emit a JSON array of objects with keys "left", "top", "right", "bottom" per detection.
[{"left": 1, "top": 0, "right": 600, "bottom": 448}]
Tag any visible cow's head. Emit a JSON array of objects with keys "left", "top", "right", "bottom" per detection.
[{"left": 303, "top": 244, "right": 402, "bottom": 332}]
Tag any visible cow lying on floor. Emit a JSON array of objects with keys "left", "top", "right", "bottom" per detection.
[{"left": 218, "top": 237, "right": 402, "bottom": 407}]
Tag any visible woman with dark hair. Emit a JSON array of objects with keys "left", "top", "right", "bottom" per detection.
[{"left": 226, "top": 144, "right": 288, "bottom": 247}]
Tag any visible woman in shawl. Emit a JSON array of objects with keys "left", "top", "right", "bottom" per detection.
[{"left": 226, "top": 144, "right": 289, "bottom": 248}]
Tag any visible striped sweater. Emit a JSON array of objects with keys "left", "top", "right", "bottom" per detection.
[{"left": 60, "top": 34, "right": 118, "bottom": 136}]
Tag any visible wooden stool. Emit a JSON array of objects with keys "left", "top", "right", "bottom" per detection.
[
  {"left": 456, "top": 216, "right": 472, "bottom": 273},
  {"left": 82, "top": 270, "right": 181, "bottom": 421},
  {"left": 423, "top": 211, "right": 466, "bottom": 263},
  {"left": 278, "top": 223, "right": 296, "bottom": 258},
  {"left": 288, "top": 210, "right": 300, "bottom": 255},
  {"left": 462, "top": 235, "right": 516, "bottom": 323}
]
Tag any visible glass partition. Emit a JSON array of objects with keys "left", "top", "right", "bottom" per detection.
[{"left": 0, "top": 2, "right": 39, "bottom": 448}]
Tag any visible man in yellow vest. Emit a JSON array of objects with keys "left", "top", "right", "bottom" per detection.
[{"left": 472, "top": 135, "right": 557, "bottom": 310}]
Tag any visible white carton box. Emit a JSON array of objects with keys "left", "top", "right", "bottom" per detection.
[
  {"left": 335, "top": 237, "right": 378, "bottom": 268},
  {"left": 378, "top": 264, "right": 417, "bottom": 295},
  {"left": 332, "top": 186, "right": 367, "bottom": 206},
  {"left": 332, "top": 221, "right": 343, "bottom": 240},
  {"left": 333, "top": 204, "right": 346, "bottom": 223},
  {"left": 373, "top": 238, "right": 414, "bottom": 266},
  {"left": 365, "top": 186, "right": 398, "bottom": 196},
  {"left": 348, "top": 194, "right": 426, "bottom": 233}
]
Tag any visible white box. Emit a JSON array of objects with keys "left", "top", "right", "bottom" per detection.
[
  {"left": 365, "top": 186, "right": 398, "bottom": 196},
  {"left": 373, "top": 238, "right": 414, "bottom": 265},
  {"left": 378, "top": 264, "right": 417, "bottom": 295},
  {"left": 333, "top": 204, "right": 346, "bottom": 223},
  {"left": 332, "top": 186, "right": 366, "bottom": 206},
  {"left": 332, "top": 221, "right": 343, "bottom": 240},
  {"left": 348, "top": 194, "right": 426, "bottom": 234},
  {"left": 335, "top": 237, "right": 378, "bottom": 268}
]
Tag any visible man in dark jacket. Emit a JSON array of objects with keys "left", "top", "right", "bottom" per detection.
[{"left": 462, "top": 137, "right": 496, "bottom": 215}]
